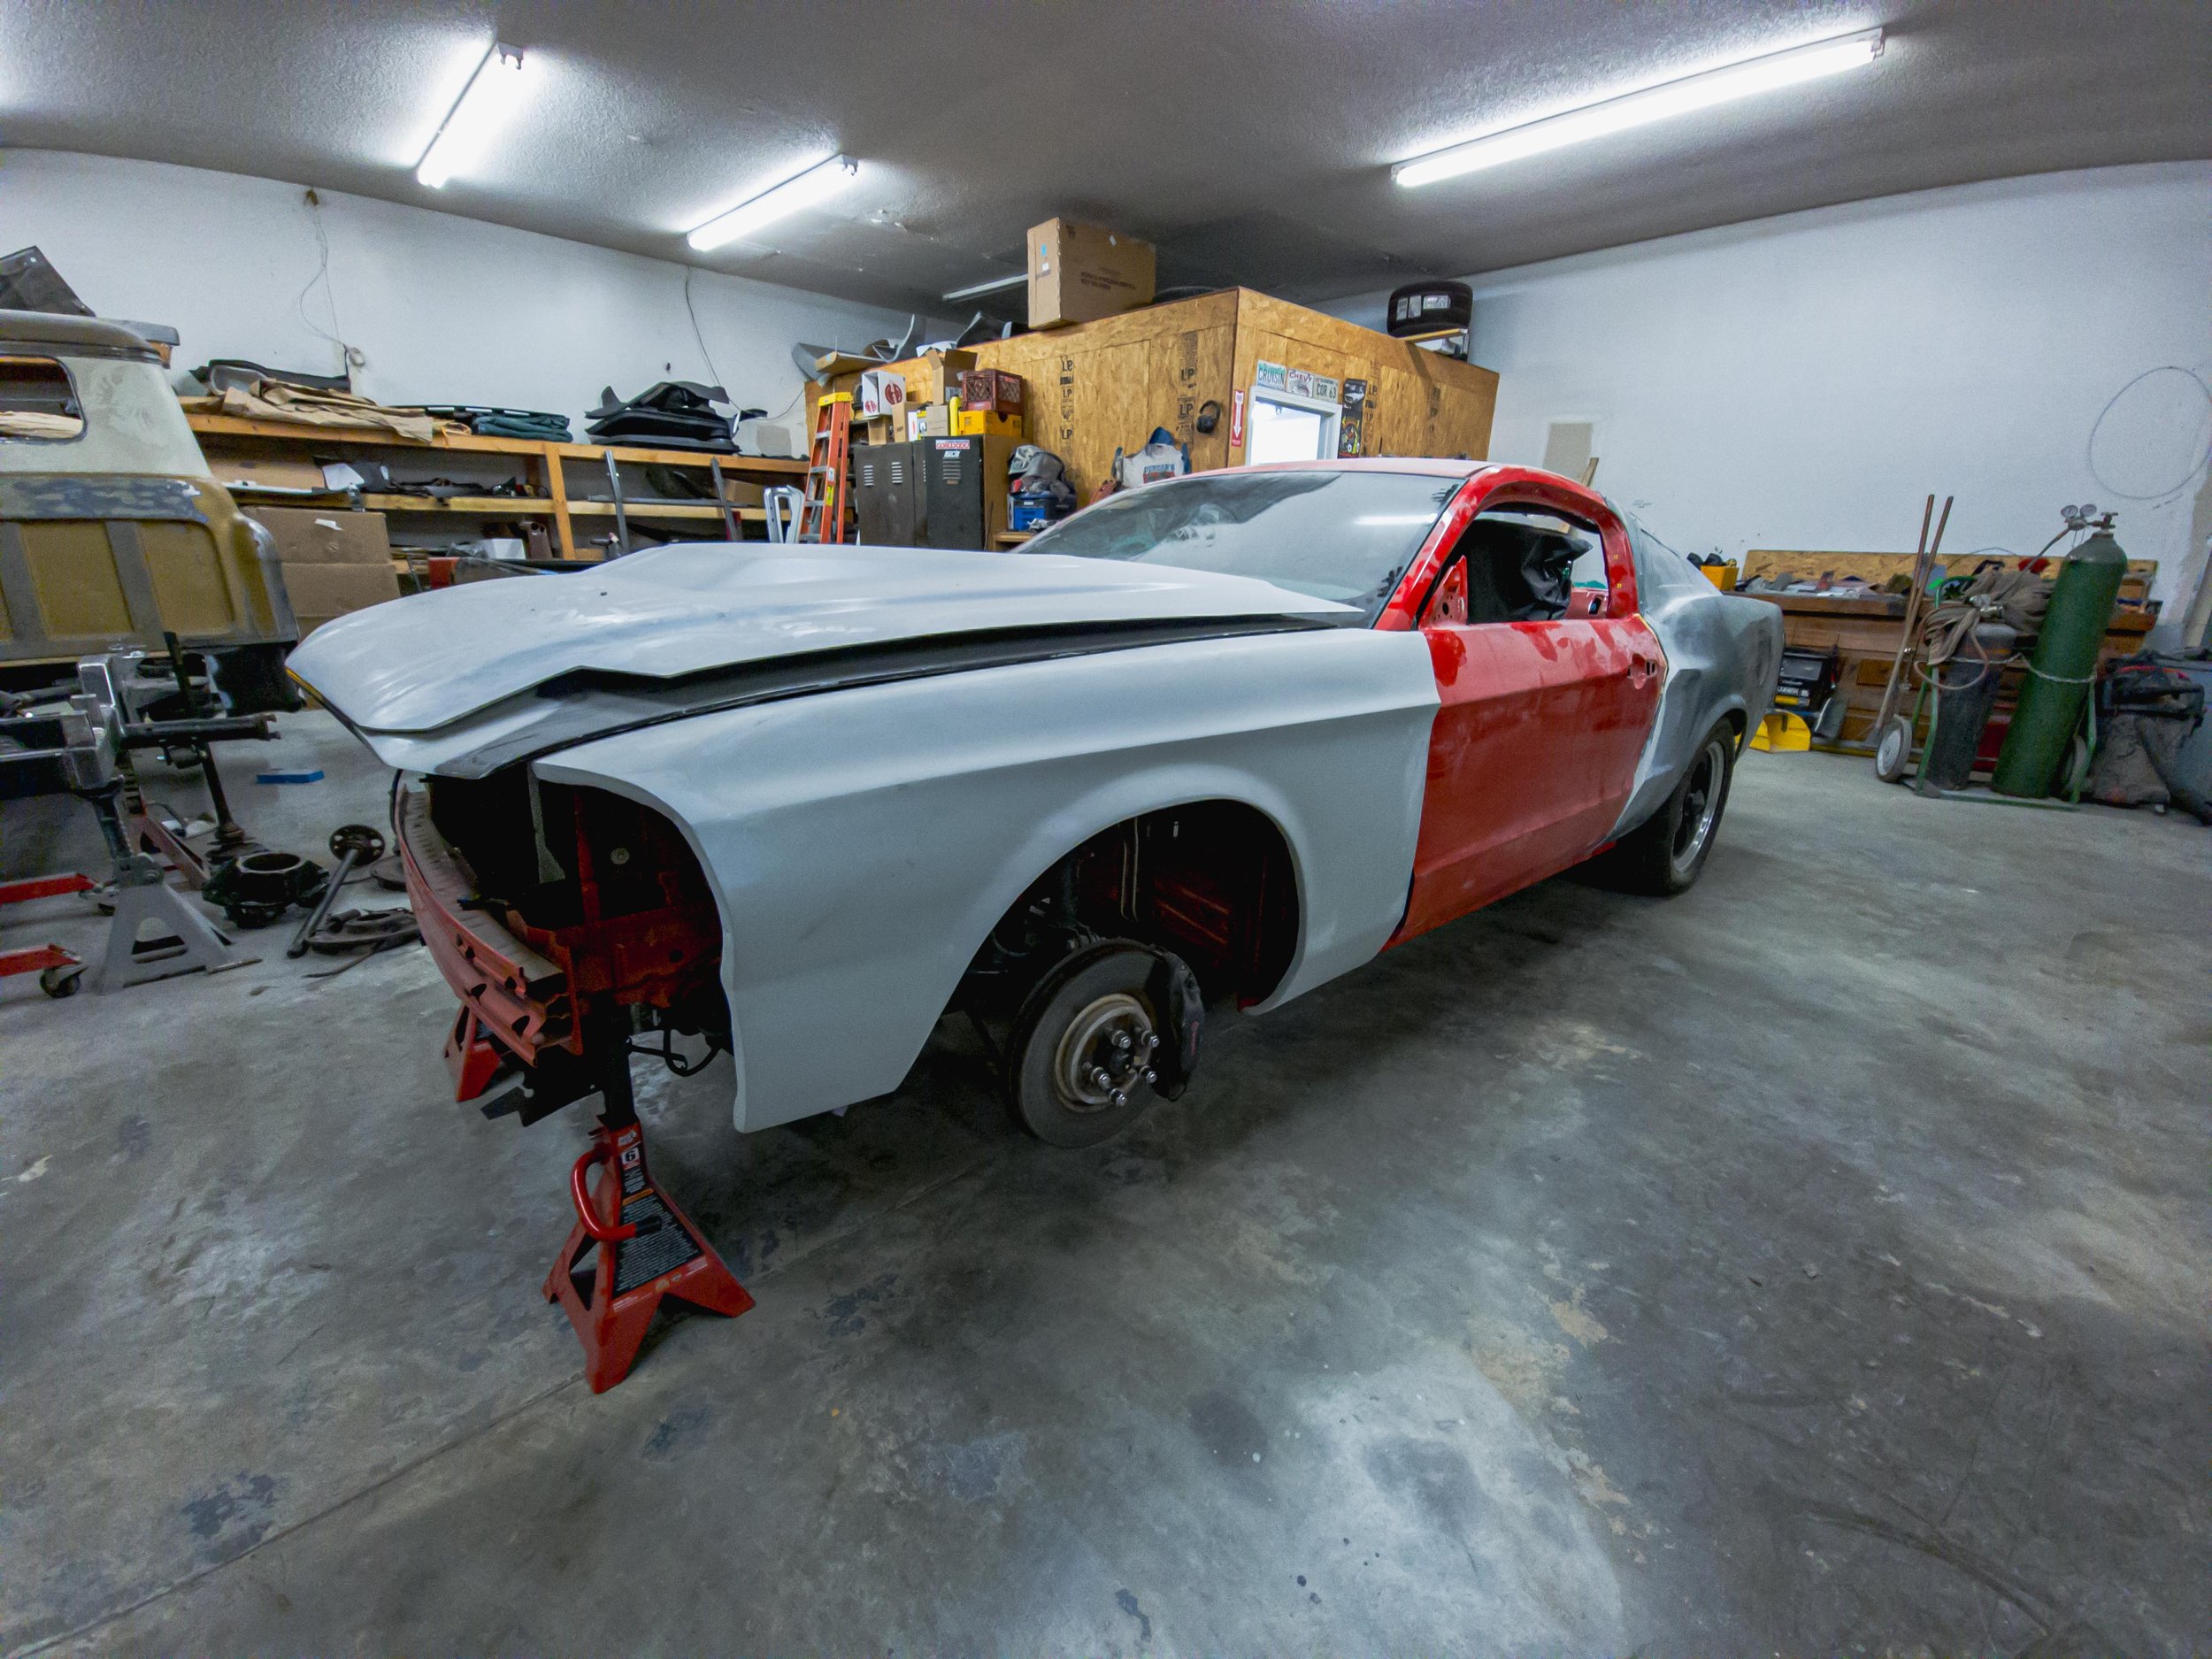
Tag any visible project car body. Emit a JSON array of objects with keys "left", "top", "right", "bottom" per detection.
[{"left": 291, "top": 460, "right": 1778, "bottom": 1138}]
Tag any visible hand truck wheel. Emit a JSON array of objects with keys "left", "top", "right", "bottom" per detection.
[{"left": 1872, "top": 716, "right": 1915, "bottom": 783}]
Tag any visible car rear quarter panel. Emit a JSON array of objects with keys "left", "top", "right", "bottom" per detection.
[
  {"left": 535, "top": 626, "right": 1440, "bottom": 1131},
  {"left": 1610, "top": 521, "right": 1783, "bottom": 838}
]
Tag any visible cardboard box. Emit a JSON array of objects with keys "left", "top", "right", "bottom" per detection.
[
  {"left": 856, "top": 370, "right": 906, "bottom": 419},
  {"left": 954, "top": 407, "right": 1025, "bottom": 441},
  {"left": 957, "top": 369, "right": 1025, "bottom": 418},
  {"left": 900, "top": 349, "right": 977, "bottom": 406},
  {"left": 243, "top": 506, "right": 393, "bottom": 565},
  {"left": 910, "top": 403, "right": 956, "bottom": 440},
  {"left": 858, "top": 414, "right": 901, "bottom": 447},
  {"left": 278, "top": 561, "right": 401, "bottom": 618},
  {"left": 1028, "top": 218, "right": 1156, "bottom": 328},
  {"left": 213, "top": 455, "right": 329, "bottom": 493}
]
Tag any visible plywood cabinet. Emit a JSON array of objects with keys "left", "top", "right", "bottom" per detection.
[{"left": 968, "top": 288, "right": 1496, "bottom": 499}]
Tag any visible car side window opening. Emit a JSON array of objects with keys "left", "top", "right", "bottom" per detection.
[
  {"left": 1422, "top": 505, "right": 1607, "bottom": 627},
  {"left": 0, "top": 355, "right": 85, "bottom": 442}
]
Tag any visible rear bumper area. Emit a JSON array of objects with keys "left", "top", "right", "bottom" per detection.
[{"left": 397, "top": 787, "right": 574, "bottom": 1065}]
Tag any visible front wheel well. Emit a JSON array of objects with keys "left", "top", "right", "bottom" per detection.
[{"left": 964, "top": 800, "right": 1301, "bottom": 1010}]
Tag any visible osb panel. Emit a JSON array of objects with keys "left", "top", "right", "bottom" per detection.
[
  {"left": 1237, "top": 327, "right": 1492, "bottom": 462},
  {"left": 1236, "top": 290, "right": 1499, "bottom": 401},
  {"left": 968, "top": 287, "right": 1496, "bottom": 493}
]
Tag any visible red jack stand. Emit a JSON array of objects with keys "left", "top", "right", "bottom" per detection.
[
  {"left": 543, "top": 1056, "right": 752, "bottom": 1393},
  {"left": 445, "top": 1006, "right": 511, "bottom": 1102}
]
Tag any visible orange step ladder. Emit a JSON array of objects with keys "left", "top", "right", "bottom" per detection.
[{"left": 797, "top": 393, "right": 853, "bottom": 543}]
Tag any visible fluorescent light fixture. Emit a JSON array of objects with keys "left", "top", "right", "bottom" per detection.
[
  {"left": 1393, "top": 26, "right": 1884, "bottom": 187},
  {"left": 687, "top": 155, "right": 859, "bottom": 252},
  {"left": 941, "top": 272, "right": 1027, "bottom": 303},
  {"left": 417, "top": 42, "right": 528, "bottom": 189}
]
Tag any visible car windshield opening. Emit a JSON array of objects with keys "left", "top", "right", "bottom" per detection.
[{"left": 1022, "top": 470, "right": 1459, "bottom": 617}]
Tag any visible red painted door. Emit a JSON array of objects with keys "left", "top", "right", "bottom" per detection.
[{"left": 1393, "top": 488, "right": 1663, "bottom": 941}]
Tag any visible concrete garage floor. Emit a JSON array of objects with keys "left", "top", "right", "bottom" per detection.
[{"left": 2, "top": 715, "right": 2206, "bottom": 1654}]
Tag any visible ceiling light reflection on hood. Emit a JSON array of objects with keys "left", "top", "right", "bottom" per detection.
[
  {"left": 687, "top": 155, "right": 860, "bottom": 251},
  {"left": 417, "top": 42, "right": 529, "bottom": 189},
  {"left": 1393, "top": 27, "right": 1884, "bottom": 187}
]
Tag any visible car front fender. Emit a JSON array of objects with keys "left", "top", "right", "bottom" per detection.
[{"left": 536, "top": 626, "right": 1440, "bottom": 1131}]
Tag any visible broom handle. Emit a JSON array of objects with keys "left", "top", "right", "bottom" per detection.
[{"left": 1874, "top": 495, "right": 1938, "bottom": 730}]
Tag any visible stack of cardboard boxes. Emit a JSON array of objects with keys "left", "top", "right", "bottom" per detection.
[{"left": 242, "top": 506, "right": 403, "bottom": 638}]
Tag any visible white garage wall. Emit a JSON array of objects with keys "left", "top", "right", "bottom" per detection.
[
  {"left": 1331, "top": 163, "right": 2212, "bottom": 634},
  {"left": 0, "top": 148, "right": 933, "bottom": 437}
]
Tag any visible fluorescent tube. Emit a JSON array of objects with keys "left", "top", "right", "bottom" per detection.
[
  {"left": 941, "top": 273, "right": 1028, "bottom": 303},
  {"left": 687, "top": 156, "right": 860, "bottom": 252},
  {"left": 1393, "top": 27, "right": 1884, "bottom": 187},
  {"left": 417, "top": 43, "right": 529, "bottom": 190}
]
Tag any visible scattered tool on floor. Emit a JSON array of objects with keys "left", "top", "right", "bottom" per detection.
[
  {"left": 0, "top": 652, "right": 269, "bottom": 989},
  {"left": 288, "top": 825, "right": 385, "bottom": 958}
]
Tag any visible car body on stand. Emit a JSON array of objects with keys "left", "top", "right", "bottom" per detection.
[{"left": 290, "top": 460, "right": 1778, "bottom": 1146}]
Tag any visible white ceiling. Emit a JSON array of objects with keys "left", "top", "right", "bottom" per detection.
[{"left": 5, "top": 0, "right": 2207, "bottom": 318}]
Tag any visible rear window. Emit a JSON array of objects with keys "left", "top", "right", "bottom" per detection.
[
  {"left": 0, "top": 355, "right": 84, "bottom": 442},
  {"left": 1024, "top": 469, "right": 1459, "bottom": 618}
]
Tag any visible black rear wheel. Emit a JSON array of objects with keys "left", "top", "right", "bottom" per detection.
[
  {"left": 1594, "top": 720, "right": 1737, "bottom": 895},
  {"left": 1004, "top": 941, "right": 1171, "bottom": 1148}
]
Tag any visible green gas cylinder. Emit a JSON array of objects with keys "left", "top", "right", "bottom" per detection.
[{"left": 1992, "top": 529, "right": 2128, "bottom": 797}]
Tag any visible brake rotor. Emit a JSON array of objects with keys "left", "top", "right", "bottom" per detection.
[{"left": 1052, "top": 991, "right": 1159, "bottom": 1113}]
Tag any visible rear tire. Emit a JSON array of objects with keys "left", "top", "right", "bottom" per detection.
[
  {"left": 1595, "top": 721, "right": 1737, "bottom": 895},
  {"left": 1004, "top": 941, "right": 1169, "bottom": 1148}
]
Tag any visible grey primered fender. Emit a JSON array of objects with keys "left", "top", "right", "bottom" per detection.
[
  {"left": 1609, "top": 513, "right": 1783, "bottom": 839},
  {"left": 534, "top": 626, "right": 1439, "bottom": 1132}
]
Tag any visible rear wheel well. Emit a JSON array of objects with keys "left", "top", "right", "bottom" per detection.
[{"left": 964, "top": 800, "right": 1301, "bottom": 1011}]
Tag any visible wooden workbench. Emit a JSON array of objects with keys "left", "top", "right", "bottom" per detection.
[{"left": 1745, "top": 590, "right": 2156, "bottom": 746}]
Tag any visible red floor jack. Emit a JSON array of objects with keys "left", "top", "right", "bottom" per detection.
[
  {"left": 543, "top": 1053, "right": 753, "bottom": 1393},
  {"left": 0, "top": 874, "right": 95, "bottom": 997}
]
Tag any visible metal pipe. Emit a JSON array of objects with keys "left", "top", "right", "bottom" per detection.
[
  {"left": 603, "top": 451, "right": 631, "bottom": 555},
  {"left": 710, "top": 457, "right": 740, "bottom": 541},
  {"left": 287, "top": 849, "right": 357, "bottom": 958}
]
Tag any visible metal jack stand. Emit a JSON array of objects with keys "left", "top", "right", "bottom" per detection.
[
  {"left": 81, "top": 780, "right": 257, "bottom": 991},
  {"left": 543, "top": 1051, "right": 752, "bottom": 1393}
]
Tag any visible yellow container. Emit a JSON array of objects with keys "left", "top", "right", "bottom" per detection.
[{"left": 1699, "top": 560, "right": 1739, "bottom": 591}]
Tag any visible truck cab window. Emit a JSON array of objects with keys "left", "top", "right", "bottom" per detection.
[{"left": 0, "top": 355, "right": 84, "bottom": 442}]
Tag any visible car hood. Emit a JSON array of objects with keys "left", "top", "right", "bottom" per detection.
[{"left": 288, "top": 542, "right": 1356, "bottom": 735}]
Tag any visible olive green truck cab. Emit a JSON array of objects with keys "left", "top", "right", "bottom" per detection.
[{"left": 0, "top": 311, "right": 298, "bottom": 710}]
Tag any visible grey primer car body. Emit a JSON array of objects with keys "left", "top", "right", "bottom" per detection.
[{"left": 289, "top": 463, "right": 1778, "bottom": 1133}]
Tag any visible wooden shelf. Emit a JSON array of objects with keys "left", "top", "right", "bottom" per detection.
[
  {"left": 186, "top": 411, "right": 804, "bottom": 475},
  {"left": 570, "top": 502, "right": 767, "bottom": 521},
  {"left": 363, "top": 493, "right": 554, "bottom": 515},
  {"left": 192, "top": 408, "right": 799, "bottom": 559}
]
